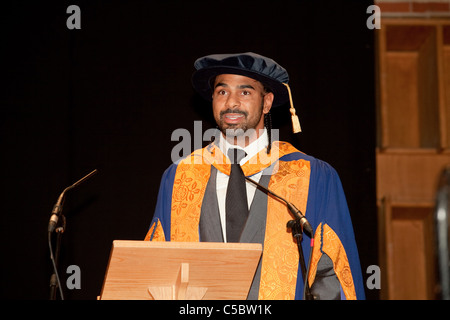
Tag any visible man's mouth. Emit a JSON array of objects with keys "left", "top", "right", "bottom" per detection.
[
  {"left": 221, "top": 110, "right": 247, "bottom": 124},
  {"left": 224, "top": 113, "right": 245, "bottom": 123}
]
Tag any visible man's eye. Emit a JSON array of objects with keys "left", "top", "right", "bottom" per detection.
[
  {"left": 241, "top": 90, "right": 250, "bottom": 96},
  {"left": 218, "top": 89, "right": 227, "bottom": 95}
]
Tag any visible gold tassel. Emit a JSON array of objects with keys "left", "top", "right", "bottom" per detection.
[{"left": 283, "top": 83, "right": 301, "bottom": 133}]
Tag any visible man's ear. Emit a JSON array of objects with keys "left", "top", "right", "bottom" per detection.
[{"left": 263, "top": 92, "right": 274, "bottom": 114}]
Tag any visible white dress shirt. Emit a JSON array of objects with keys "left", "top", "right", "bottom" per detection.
[{"left": 216, "top": 129, "right": 269, "bottom": 242}]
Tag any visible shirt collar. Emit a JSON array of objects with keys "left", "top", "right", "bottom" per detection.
[{"left": 218, "top": 129, "right": 269, "bottom": 165}]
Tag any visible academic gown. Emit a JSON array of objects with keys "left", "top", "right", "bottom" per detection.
[{"left": 145, "top": 141, "right": 366, "bottom": 300}]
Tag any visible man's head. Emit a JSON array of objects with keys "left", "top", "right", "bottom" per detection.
[
  {"left": 212, "top": 74, "right": 274, "bottom": 143},
  {"left": 192, "top": 52, "right": 292, "bottom": 146}
]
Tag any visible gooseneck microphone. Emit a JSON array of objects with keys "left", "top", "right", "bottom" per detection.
[
  {"left": 48, "top": 169, "right": 98, "bottom": 233},
  {"left": 48, "top": 169, "right": 98, "bottom": 300},
  {"left": 244, "top": 176, "right": 313, "bottom": 236}
]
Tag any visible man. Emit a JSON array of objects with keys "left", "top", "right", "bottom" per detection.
[{"left": 145, "top": 52, "right": 365, "bottom": 300}]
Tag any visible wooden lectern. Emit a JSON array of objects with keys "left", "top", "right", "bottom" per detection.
[{"left": 99, "top": 241, "right": 262, "bottom": 300}]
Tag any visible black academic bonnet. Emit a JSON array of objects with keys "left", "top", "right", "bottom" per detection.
[{"left": 192, "top": 52, "right": 290, "bottom": 108}]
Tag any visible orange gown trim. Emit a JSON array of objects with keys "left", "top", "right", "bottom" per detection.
[{"left": 309, "top": 223, "right": 357, "bottom": 300}]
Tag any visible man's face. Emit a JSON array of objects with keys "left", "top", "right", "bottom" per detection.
[{"left": 212, "top": 74, "right": 274, "bottom": 142}]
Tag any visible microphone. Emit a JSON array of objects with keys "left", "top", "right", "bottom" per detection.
[
  {"left": 48, "top": 169, "right": 98, "bottom": 233},
  {"left": 244, "top": 176, "right": 313, "bottom": 236}
]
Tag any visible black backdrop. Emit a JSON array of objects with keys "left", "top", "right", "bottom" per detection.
[{"left": 0, "top": 0, "right": 377, "bottom": 300}]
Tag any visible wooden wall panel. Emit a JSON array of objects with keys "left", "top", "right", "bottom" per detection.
[
  {"left": 380, "top": 25, "right": 439, "bottom": 148},
  {"left": 442, "top": 46, "right": 450, "bottom": 148},
  {"left": 376, "top": 150, "right": 450, "bottom": 203},
  {"left": 388, "top": 206, "right": 435, "bottom": 299},
  {"left": 384, "top": 52, "right": 420, "bottom": 147},
  {"left": 377, "top": 18, "right": 450, "bottom": 300}
]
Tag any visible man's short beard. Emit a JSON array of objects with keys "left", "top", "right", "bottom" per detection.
[
  {"left": 218, "top": 109, "right": 249, "bottom": 137},
  {"left": 217, "top": 100, "right": 264, "bottom": 138}
]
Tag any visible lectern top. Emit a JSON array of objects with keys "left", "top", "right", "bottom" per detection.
[{"left": 100, "top": 240, "right": 262, "bottom": 300}]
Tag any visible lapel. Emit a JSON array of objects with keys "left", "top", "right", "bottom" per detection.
[
  {"left": 240, "top": 168, "right": 272, "bottom": 243},
  {"left": 199, "top": 166, "right": 224, "bottom": 242}
]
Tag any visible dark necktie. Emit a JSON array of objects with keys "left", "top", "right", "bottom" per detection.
[{"left": 226, "top": 148, "right": 248, "bottom": 243}]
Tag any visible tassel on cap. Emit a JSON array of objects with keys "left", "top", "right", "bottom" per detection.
[{"left": 282, "top": 83, "right": 302, "bottom": 133}]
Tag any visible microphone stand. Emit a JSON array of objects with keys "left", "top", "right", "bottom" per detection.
[
  {"left": 287, "top": 219, "right": 315, "bottom": 300},
  {"left": 48, "top": 169, "right": 98, "bottom": 300},
  {"left": 245, "top": 176, "right": 315, "bottom": 300},
  {"left": 49, "top": 215, "right": 66, "bottom": 300}
]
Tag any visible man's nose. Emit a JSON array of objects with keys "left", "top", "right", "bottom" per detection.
[{"left": 225, "top": 92, "right": 240, "bottom": 109}]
